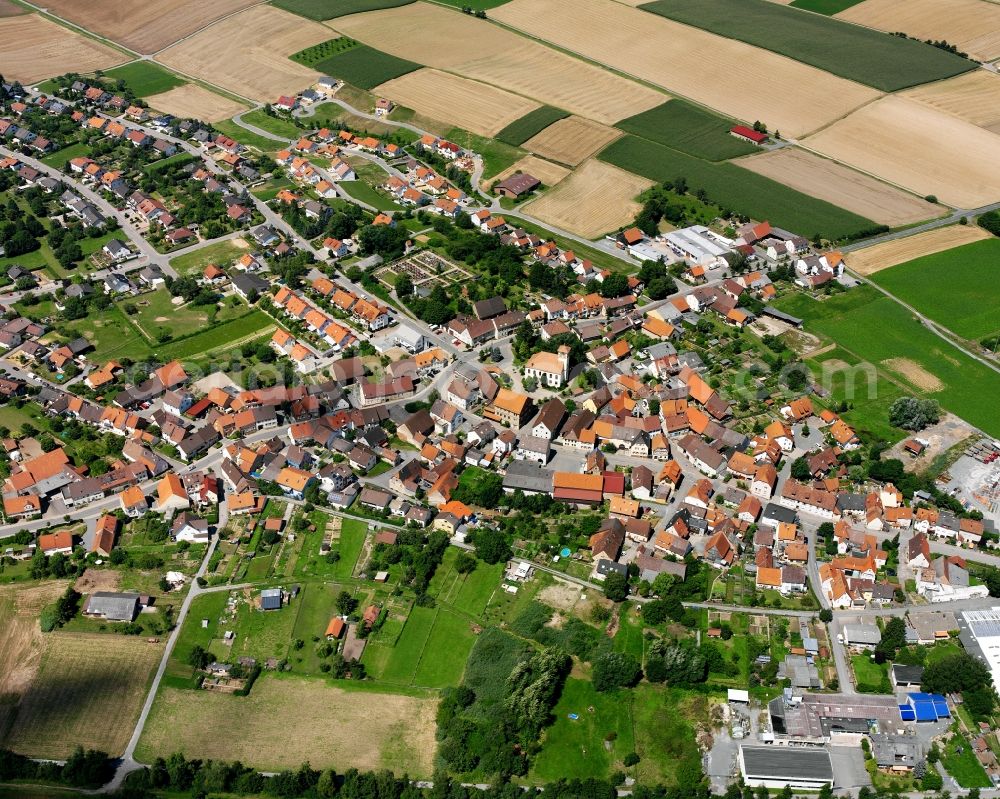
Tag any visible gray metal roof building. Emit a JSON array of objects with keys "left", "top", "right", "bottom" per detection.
[
  {"left": 739, "top": 745, "right": 833, "bottom": 788},
  {"left": 84, "top": 592, "right": 140, "bottom": 622}
]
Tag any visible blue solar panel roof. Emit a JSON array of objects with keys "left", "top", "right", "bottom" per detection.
[{"left": 899, "top": 706, "right": 916, "bottom": 721}]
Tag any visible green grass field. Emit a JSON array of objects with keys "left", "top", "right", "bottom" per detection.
[
  {"left": 169, "top": 239, "right": 247, "bottom": 275},
  {"left": 802, "top": 346, "right": 907, "bottom": 443},
  {"left": 870, "top": 238, "right": 1000, "bottom": 341},
  {"left": 335, "top": 518, "right": 368, "bottom": 579},
  {"left": 240, "top": 109, "right": 301, "bottom": 140},
  {"left": 411, "top": 608, "right": 476, "bottom": 688},
  {"left": 104, "top": 61, "right": 187, "bottom": 97},
  {"left": 40, "top": 141, "right": 90, "bottom": 169},
  {"left": 789, "top": 0, "right": 862, "bottom": 13},
  {"left": 851, "top": 654, "right": 890, "bottom": 692},
  {"left": 615, "top": 99, "right": 757, "bottom": 161},
  {"left": 639, "top": 0, "right": 976, "bottom": 92},
  {"left": 434, "top": 0, "right": 512, "bottom": 8},
  {"left": 377, "top": 605, "right": 436, "bottom": 684},
  {"left": 944, "top": 728, "right": 992, "bottom": 788},
  {"left": 309, "top": 44, "right": 420, "bottom": 90},
  {"left": 155, "top": 311, "right": 272, "bottom": 360},
  {"left": 340, "top": 179, "right": 403, "bottom": 211},
  {"left": 532, "top": 679, "right": 633, "bottom": 780},
  {"left": 212, "top": 120, "right": 282, "bottom": 153},
  {"left": 598, "top": 135, "right": 876, "bottom": 240},
  {"left": 496, "top": 105, "right": 569, "bottom": 146},
  {"left": 274, "top": 0, "right": 415, "bottom": 20},
  {"left": 773, "top": 285, "right": 1000, "bottom": 437}
]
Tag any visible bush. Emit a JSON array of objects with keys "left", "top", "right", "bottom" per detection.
[{"left": 592, "top": 652, "right": 642, "bottom": 692}]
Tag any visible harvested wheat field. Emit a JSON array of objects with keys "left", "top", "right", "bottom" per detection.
[
  {"left": 837, "top": 0, "right": 1000, "bottom": 63},
  {"left": 157, "top": 6, "right": 332, "bottom": 102},
  {"left": 331, "top": 2, "right": 663, "bottom": 124},
  {"left": 804, "top": 95, "right": 1000, "bottom": 209},
  {"left": 146, "top": 83, "right": 247, "bottom": 122},
  {"left": 491, "top": 0, "right": 881, "bottom": 137},
  {"left": 0, "top": 582, "right": 66, "bottom": 738},
  {"left": 490, "top": 156, "right": 570, "bottom": 190},
  {"left": 882, "top": 358, "right": 945, "bottom": 392},
  {"left": 137, "top": 676, "right": 438, "bottom": 775},
  {"left": 2, "top": 626, "right": 162, "bottom": 759},
  {"left": 523, "top": 116, "right": 621, "bottom": 167},
  {"left": 375, "top": 69, "right": 539, "bottom": 137},
  {"left": 35, "top": 0, "right": 258, "bottom": 54},
  {"left": 905, "top": 71, "right": 1000, "bottom": 135},
  {"left": 739, "top": 148, "right": 942, "bottom": 227},
  {"left": 845, "top": 225, "right": 991, "bottom": 276},
  {"left": 0, "top": 0, "right": 26, "bottom": 16},
  {"left": 0, "top": 14, "right": 124, "bottom": 84},
  {"left": 522, "top": 159, "right": 653, "bottom": 239}
]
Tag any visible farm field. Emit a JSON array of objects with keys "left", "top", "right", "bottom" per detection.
[
  {"left": 33, "top": 0, "right": 258, "bottom": 53},
  {"left": 803, "top": 95, "right": 1000, "bottom": 208},
  {"left": 615, "top": 99, "right": 756, "bottom": 161},
  {"left": 639, "top": 0, "right": 975, "bottom": 92},
  {"left": 490, "top": 0, "right": 880, "bottom": 137},
  {"left": 157, "top": 6, "right": 332, "bottom": 101},
  {"left": 0, "top": 0, "right": 26, "bottom": 15},
  {"left": 837, "top": 0, "right": 1000, "bottom": 63},
  {"left": 375, "top": 69, "right": 539, "bottom": 137},
  {"left": 136, "top": 676, "right": 438, "bottom": 775},
  {"left": 904, "top": 71, "right": 1000, "bottom": 135},
  {"left": 0, "top": 14, "right": 124, "bottom": 84},
  {"left": 738, "top": 148, "right": 942, "bottom": 227},
  {"left": 3, "top": 631, "right": 162, "bottom": 758},
  {"left": 496, "top": 105, "right": 569, "bottom": 147},
  {"left": 146, "top": 84, "right": 248, "bottom": 122},
  {"left": 0, "top": 582, "right": 65, "bottom": 746},
  {"left": 790, "top": 0, "right": 862, "bottom": 11},
  {"left": 599, "top": 135, "right": 877, "bottom": 241},
  {"left": 330, "top": 1, "right": 664, "bottom": 124},
  {"left": 522, "top": 116, "right": 622, "bottom": 167},
  {"left": 274, "top": 0, "right": 416, "bottom": 20},
  {"left": 489, "top": 156, "right": 570, "bottom": 191},
  {"left": 870, "top": 238, "right": 1000, "bottom": 341},
  {"left": 104, "top": 61, "right": 186, "bottom": 96},
  {"left": 772, "top": 285, "right": 1000, "bottom": 437},
  {"left": 311, "top": 43, "right": 420, "bottom": 90},
  {"left": 521, "top": 158, "right": 653, "bottom": 239},
  {"left": 844, "top": 224, "right": 991, "bottom": 276}
]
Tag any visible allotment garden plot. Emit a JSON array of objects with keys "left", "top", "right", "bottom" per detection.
[{"left": 374, "top": 251, "right": 474, "bottom": 294}]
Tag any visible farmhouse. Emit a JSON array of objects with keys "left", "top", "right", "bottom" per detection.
[
  {"left": 731, "top": 125, "right": 768, "bottom": 146},
  {"left": 494, "top": 172, "right": 540, "bottom": 198},
  {"left": 84, "top": 591, "right": 140, "bottom": 622}
]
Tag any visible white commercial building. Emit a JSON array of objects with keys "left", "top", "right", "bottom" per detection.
[
  {"left": 664, "top": 225, "right": 732, "bottom": 267},
  {"left": 959, "top": 608, "right": 1000, "bottom": 692}
]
